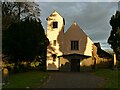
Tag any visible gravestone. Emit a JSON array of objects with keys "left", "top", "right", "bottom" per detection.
[{"left": 2, "top": 67, "right": 8, "bottom": 85}]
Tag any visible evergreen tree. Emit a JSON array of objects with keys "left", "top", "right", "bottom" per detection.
[
  {"left": 108, "top": 11, "right": 120, "bottom": 63},
  {"left": 2, "top": 1, "right": 49, "bottom": 71},
  {"left": 3, "top": 18, "right": 49, "bottom": 71}
]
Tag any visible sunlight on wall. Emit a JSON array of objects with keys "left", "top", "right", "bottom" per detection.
[
  {"left": 83, "top": 37, "right": 94, "bottom": 56},
  {"left": 63, "top": 22, "right": 94, "bottom": 56},
  {"left": 46, "top": 11, "right": 111, "bottom": 71},
  {"left": 46, "top": 11, "right": 95, "bottom": 70},
  {"left": 47, "top": 59, "right": 59, "bottom": 70},
  {"left": 46, "top": 11, "right": 64, "bottom": 70},
  {"left": 59, "top": 57, "right": 69, "bottom": 67},
  {"left": 80, "top": 58, "right": 93, "bottom": 67}
]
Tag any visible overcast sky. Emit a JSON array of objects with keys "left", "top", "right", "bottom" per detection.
[
  {"left": 36, "top": 2, "right": 119, "bottom": 50},
  {"left": 35, "top": 0, "right": 119, "bottom": 2},
  {"left": 1, "top": 0, "right": 119, "bottom": 51}
]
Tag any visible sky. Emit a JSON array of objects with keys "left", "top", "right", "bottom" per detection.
[
  {"left": 1, "top": 0, "right": 119, "bottom": 52},
  {"left": 35, "top": 0, "right": 120, "bottom": 2},
  {"left": 36, "top": 2, "right": 119, "bottom": 50}
]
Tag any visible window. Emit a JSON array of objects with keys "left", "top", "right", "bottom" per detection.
[
  {"left": 53, "top": 40, "right": 56, "bottom": 46},
  {"left": 71, "top": 41, "right": 79, "bottom": 50},
  {"left": 53, "top": 21, "right": 58, "bottom": 28},
  {"left": 52, "top": 54, "right": 56, "bottom": 61}
]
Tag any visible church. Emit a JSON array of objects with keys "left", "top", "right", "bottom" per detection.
[{"left": 46, "top": 11, "right": 112, "bottom": 72}]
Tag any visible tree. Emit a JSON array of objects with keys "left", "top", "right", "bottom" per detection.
[
  {"left": 2, "top": 1, "right": 40, "bottom": 31},
  {"left": 2, "top": 18, "right": 49, "bottom": 72},
  {"left": 2, "top": 2, "right": 49, "bottom": 71},
  {"left": 108, "top": 11, "right": 120, "bottom": 65}
]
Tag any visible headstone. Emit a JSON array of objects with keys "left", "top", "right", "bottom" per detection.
[
  {"left": 114, "top": 53, "right": 117, "bottom": 66},
  {"left": 2, "top": 67, "right": 8, "bottom": 85}
]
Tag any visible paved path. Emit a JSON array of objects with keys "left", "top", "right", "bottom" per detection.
[{"left": 39, "top": 72, "right": 105, "bottom": 88}]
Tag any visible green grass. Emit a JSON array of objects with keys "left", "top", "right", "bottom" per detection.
[
  {"left": 94, "top": 69, "right": 119, "bottom": 88},
  {"left": 2, "top": 71, "right": 49, "bottom": 89}
]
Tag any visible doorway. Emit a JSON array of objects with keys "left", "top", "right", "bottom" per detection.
[{"left": 71, "top": 59, "right": 80, "bottom": 72}]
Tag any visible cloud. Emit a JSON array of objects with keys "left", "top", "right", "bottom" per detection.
[
  {"left": 38, "top": 2, "right": 118, "bottom": 50},
  {"left": 35, "top": 0, "right": 120, "bottom": 2}
]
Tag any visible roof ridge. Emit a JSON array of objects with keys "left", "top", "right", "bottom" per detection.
[
  {"left": 46, "top": 10, "right": 63, "bottom": 20},
  {"left": 64, "top": 22, "right": 93, "bottom": 42}
]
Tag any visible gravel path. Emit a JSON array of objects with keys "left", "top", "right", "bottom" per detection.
[{"left": 39, "top": 72, "right": 105, "bottom": 88}]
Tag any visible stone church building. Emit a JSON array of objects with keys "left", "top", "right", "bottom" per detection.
[{"left": 46, "top": 11, "right": 112, "bottom": 72}]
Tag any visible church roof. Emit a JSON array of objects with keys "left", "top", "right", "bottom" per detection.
[
  {"left": 65, "top": 21, "right": 86, "bottom": 34},
  {"left": 46, "top": 10, "right": 63, "bottom": 20},
  {"left": 58, "top": 53, "right": 91, "bottom": 59},
  {"left": 94, "top": 43, "right": 112, "bottom": 59},
  {"left": 46, "top": 10, "right": 65, "bottom": 25},
  {"left": 64, "top": 21, "right": 93, "bottom": 41}
]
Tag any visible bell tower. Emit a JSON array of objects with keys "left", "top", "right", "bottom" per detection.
[{"left": 46, "top": 11, "right": 65, "bottom": 70}]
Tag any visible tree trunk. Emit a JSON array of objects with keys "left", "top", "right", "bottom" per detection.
[
  {"left": 18, "top": 2, "right": 21, "bottom": 21},
  {"left": 13, "top": 60, "right": 19, "bottom": 73},
  {"left": 42, "top": 48, "right": 47, "bottom": 72}
]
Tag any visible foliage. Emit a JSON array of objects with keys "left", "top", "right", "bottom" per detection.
[
  {"left": 2, "top": 2, "right": 49, "bottom": 71},
  {"left": 2, "top": 18, "right": 49, "bottom": 71},
  {"left": 108, "top": 11, "right": 120, "bottom": 61},
  {"left": 2, "top": 1, "right": 40, "bottom": 31}
]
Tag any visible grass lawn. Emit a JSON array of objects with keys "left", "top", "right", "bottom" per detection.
[
  {"left": 94, "top": 69, "right": 119, "bottom": 88},
  {"left": 2, "top": 71, "right": 49, "bottom": 89}
]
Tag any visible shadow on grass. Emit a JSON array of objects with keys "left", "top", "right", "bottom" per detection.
[{"left": 2, "top": 71, "right": 49, "bottom": 89}]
